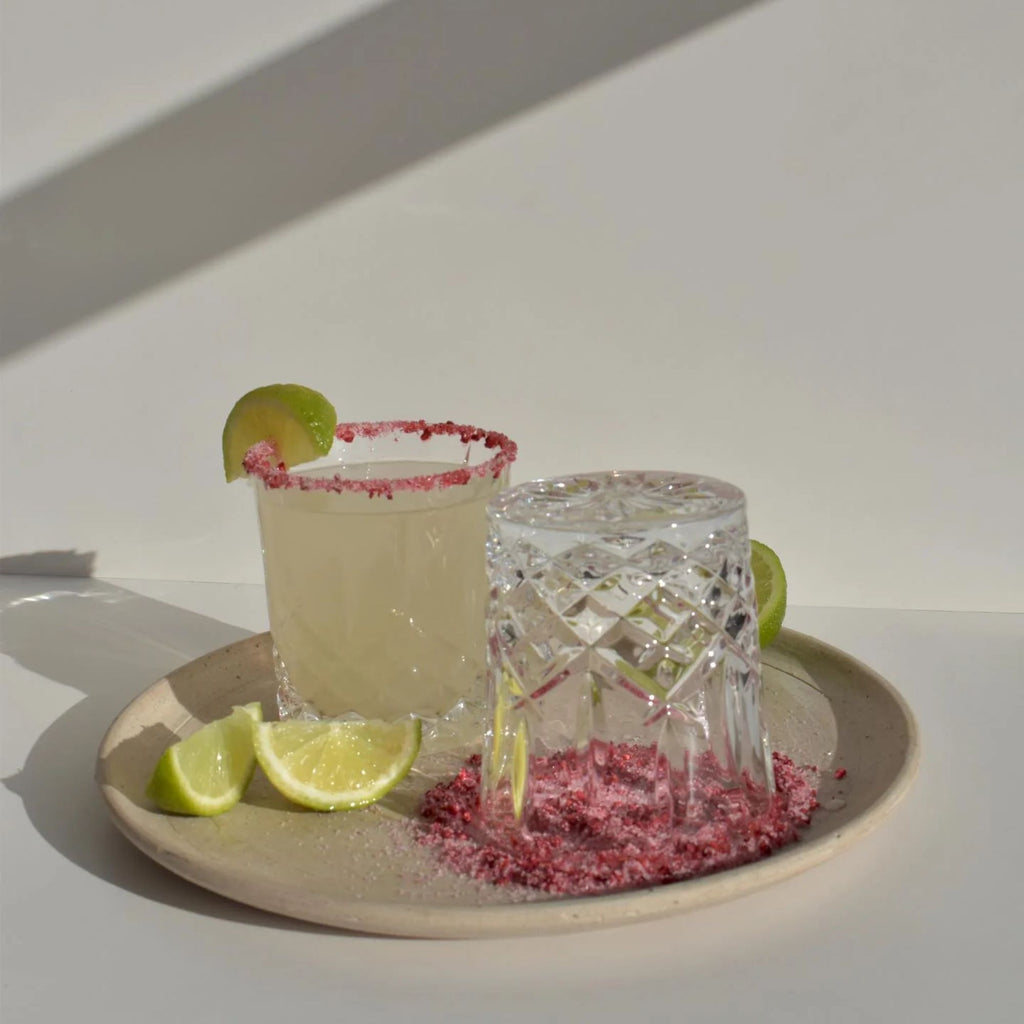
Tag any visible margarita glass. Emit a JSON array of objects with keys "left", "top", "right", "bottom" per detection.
[{"left": 243, "top": 421, "right": 517, "bottom": 730}]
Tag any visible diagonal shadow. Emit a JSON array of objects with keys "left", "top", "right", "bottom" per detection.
[
  {"left": 0, "top": 575, "right": 336, "bottom": 932},
  {"left": 0, "top": 0, "right": 767, "bottom": 358}
]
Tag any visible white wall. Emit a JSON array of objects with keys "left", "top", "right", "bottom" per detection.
[{"left": 2, "top": 0, "right": 1022, "bottom": 612}]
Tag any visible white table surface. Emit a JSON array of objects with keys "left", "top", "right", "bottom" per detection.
[{"left": 2, "top": 574, "right": 1021, "bottom": 1023}]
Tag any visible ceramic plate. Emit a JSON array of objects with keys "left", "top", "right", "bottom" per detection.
[{"left": 97, "top": 628, "right": 919, "bottom": 938}]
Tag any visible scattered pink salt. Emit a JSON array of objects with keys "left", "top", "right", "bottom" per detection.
[{"left": 417, "top": 748, "right": 819, "bottom": 896}]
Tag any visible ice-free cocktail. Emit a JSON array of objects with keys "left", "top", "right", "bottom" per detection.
[{"left": 244, "top": 420, "right": 517, "bottom": 723}]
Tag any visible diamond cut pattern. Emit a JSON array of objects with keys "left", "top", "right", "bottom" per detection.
[
  {"left": 484, "top": 471, "right": 772, "bottom": 819},
  {"left": 552, "top": 544, "right": 626, "bottom": 585}
]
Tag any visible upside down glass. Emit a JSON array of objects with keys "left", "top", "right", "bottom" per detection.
[
  {"left": 245, "top": 421, "right": 517, "bottom": 731},
  {"left": 482, "top": 470, "right": 774, "bottom": 832}
]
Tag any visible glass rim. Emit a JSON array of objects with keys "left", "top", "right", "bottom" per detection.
[{"left": 243, "top": 419, "right": 518, "bottom": 499}]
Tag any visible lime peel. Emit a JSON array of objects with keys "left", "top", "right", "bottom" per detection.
[
  {"left": 511, "top": 721, "right": 529, "bottom": 820},
  {"left": 146, "top": 702, "right": 263, "bottom": 816},
  {"left": 222, "top": 384, "right": 336, "bottom": 482},
  {"left": 253, "top": 717, "right": 421, "bottom": 811},
  {"left": 750, "top": 539, "right": 787, "bottom": 649}
]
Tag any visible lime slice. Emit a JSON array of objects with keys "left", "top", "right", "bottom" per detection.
[
  {"left": 253, "top": 718, "right": 421, "bottom": 811},
  {"left": 750, "top": 540, "right": 787, "bottom": 648},
  {"left": 146, "top": 703, "right": 262, "bottom": 816},
  {"left": 222, "top": 384, "right": 337, "bottom": 482}
]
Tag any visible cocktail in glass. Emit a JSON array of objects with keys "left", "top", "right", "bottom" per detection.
[{"left": 243, "top": 420, "right": 517, "bottom": 732}]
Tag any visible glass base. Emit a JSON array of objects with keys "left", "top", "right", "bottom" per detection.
[
  {"left": 275, "top": 675, "right": 326, "bottom": 722},
  {"left": 273, "top": 642, "right": 487, "bottom": 779}
]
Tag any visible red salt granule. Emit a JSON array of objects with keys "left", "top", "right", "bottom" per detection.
[
  {"left": 242, "top": 420, "right": 517, "bottom": 498},
  {"left": 417, "top": 747, "right": 819, "bottom": 896},
  {"left": 834, "top": 767, "right": 847, "bottom": 780}
]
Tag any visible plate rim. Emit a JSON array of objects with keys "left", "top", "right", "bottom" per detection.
[{"left": 96, "top": 627, "right": 920, "bottom": 938}]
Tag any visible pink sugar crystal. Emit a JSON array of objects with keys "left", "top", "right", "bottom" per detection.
[
  {"left": 417, "top": 748, "right": 819, "bottom": 896},
  {"left": 243, "top": 419, "right": 517, "bottom": 498}
]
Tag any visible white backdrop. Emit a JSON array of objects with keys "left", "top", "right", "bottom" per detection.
[{"left": 2, "top": 0, "right": 1022, "bottom": 612}]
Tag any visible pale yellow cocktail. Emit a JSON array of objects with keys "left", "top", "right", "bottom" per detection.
[{"left": 246, "top": 421, "right": 517, "bottom": 723}]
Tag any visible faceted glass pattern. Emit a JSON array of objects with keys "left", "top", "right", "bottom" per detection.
[{"left": 483, "top": 471, "right": 774, "bottom": 829}]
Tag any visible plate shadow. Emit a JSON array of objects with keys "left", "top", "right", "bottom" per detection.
[{"left": 1, "top": 576, "right": 337, "bottom": 933}]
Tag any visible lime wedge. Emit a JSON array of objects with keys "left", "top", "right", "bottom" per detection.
[
  {"left": 253, "top": 718, "right": 421, "bottom": 811},
  {"left": 750, "top": 540, "right": 787, "bottom": 649},
  {"left": 222, "top": 384, "right": 336, "bottom": 481},
  {"left": 146, "top": 703, "right": 262, "bottom": 816}
]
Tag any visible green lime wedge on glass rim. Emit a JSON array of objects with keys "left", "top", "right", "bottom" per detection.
[
  {"left": 253, "top": 718, "right": 422, "bottom": 812},
  {"left": 750, "top": 539, "right": 787, "bottom": 648},
  {"left": 145, "top": 703, "right": 263, "bottom": 815},
  {"left": 222, "top": 384, "right": 337, "bottom": 481}
]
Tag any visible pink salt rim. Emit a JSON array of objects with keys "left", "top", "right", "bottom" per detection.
[{"left": 242, "top": 419, "right": 518, "bottom": 499}]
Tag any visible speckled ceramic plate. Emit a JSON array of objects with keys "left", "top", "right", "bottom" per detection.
[{"left": 97, "top": 628, "right": 919, "bottom": 938}]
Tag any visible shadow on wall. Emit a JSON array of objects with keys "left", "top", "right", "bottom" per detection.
[
  {"left": 0, "top": 575, "right": 326, "bottom": 930},
  {"left": 0, "top": 0, "right": 768, "bottom": 358}
]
